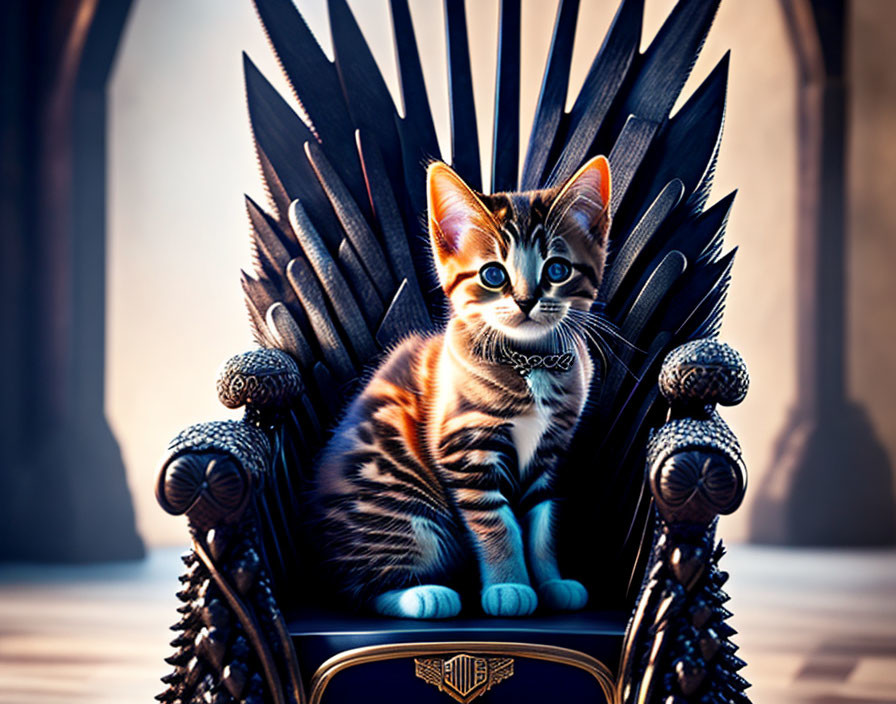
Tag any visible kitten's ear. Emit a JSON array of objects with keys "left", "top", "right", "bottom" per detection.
[
  {"left": 548, "top": 155, "right": 612, "bottom": 244},
  {"left": 427, "top": 161, "right": 496, "bottom": 265}
]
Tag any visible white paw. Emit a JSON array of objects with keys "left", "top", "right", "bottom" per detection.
[
  {"left": 481, "top": 583, "right": 538, "bottom": 616},
  {"left": 373, "top": 585, "right": 461, "bottom": 619},
  {"left": 539, "top": 579, "right": 588, "bottom": 611}
]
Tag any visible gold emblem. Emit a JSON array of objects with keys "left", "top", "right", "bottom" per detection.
[{"left": 415, "top": 654, "right": 515, "bottom": 703}]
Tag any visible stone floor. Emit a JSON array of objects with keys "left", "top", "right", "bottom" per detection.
[{"left": 0, "top": 546, "right": 894, "bottom": 703}]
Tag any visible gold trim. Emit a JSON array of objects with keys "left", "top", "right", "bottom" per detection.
[{"left": 308, "top": 641, "right": 617, "bottom": 704}]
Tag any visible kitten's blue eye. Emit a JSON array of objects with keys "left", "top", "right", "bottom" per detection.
[
  {"left": 479, "top": 263, "right": 508, "bottom": 289},
  {"left": 544, "top": 258, "right": 572, "bottom": 284}
]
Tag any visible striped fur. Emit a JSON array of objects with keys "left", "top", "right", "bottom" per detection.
[{"left": 311, "top": 157, "right": 612, "bottom": 618}]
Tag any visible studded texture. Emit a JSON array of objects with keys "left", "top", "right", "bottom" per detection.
[
  {"left": 648, "top": 410, "right": 741, "bottom": 471},
  {"left": 216, "top": 349, "right": 303, "bottom": 411},
  {"left": 166, "top": 421, "right": 271, "bottom": 479},
  {"left": 659, "top": 339, "right": 749, "bottom": 407}
]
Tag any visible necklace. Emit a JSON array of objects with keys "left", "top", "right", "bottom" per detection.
[{"left": 500, "top": 349, "right": 575, "bottom": 377}]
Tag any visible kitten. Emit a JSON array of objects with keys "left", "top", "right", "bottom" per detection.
[{"left": 311, "top": 156, "right": 611, "bottom": 618}]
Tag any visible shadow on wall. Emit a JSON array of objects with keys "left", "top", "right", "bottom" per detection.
[{"left": 752, "top": 403, "right": 896, "bottom": 545}]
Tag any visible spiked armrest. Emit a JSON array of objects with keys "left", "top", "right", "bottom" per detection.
[
  {"left": 156, "top": 349, "right": 308, "bottom": 704},
  {"left": 620, "top": 339, "right": 750, "bottom": 704}
]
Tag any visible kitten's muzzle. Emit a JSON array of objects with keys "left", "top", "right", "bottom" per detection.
[{"left": 514, "top": 297, "right": 536, "bottom": 315}]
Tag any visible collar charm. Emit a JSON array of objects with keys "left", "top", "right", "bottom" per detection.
[{"left": 501, "top": 350, "right": 575, "bottom": 377}]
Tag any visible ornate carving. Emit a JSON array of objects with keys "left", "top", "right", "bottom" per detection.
[
  {"left": 158, "top": 543, "right": 269, "bottom": 704},
  {"left": 619, "top": 523, "right": 750, "bottom": 704},
  {"left": 415, "top": 655, "right": 515, "bottom": 703},
  {"left": 659, "top": 339, "right": 749, "bottom": 408},
  {"left": 655, "top": 449, "right": 743, "bottom": 524},
  {"left": 164, "top": 420, "right": 271, "bottom": 477},
  {"left": 649, "top": 339, "right": 747, "bottom": 525},
  {"left": 156, "top": 520, "right": 306, "bottom": 704},
  {"left": 156, "top": 420, "right": 306, "bottom": 704},
  {"left": 647, "top": 413, "right": 745, "bottom": 524},
  {"left": 156, "top": 420, "right": 270, "bottom": 530},
  {"left": 216, "top": 348, "right": 303, "bottom": 410},
  {"left": 621, "top": 340, "right": 751, "bottom": 704}
]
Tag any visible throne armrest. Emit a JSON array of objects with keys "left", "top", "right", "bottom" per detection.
[
  {"left": 156, "top": 420, "right": 270, "bottom": 530},
  {"left": 620, "top": 339, "right": 751, "bottom": 704},
  {"left": 155, "top": 348, "right": 307, "bottom": 704}
]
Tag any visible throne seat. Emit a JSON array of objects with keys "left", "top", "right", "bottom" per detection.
[{"left": 288, "top": 608, "right": 624, "bottom": 704}]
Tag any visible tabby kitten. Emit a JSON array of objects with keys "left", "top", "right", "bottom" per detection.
[{"left": 311, "top": 156, "right": 611, "bottom": 618}]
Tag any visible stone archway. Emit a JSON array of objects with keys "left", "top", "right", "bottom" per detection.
[{"left": 0, "top": 0, "right": 143, "bottom": 561}]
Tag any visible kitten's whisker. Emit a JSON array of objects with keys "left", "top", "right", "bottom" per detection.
[
  {"left": 563, "top": 313, "right": 641, "bottom": 380},
  {"left": 566, "top": 309, "right": 643, "bottom": 352},
  {"left": 559, "top": 318, "right": 607, "bottom": 373}
]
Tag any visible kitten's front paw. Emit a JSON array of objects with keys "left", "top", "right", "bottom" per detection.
[
  {"left": 372, "top": 585, "right": 461, "bottom": 619},
  {"left": 481, "top": 583, "right": 538, "bottom": 616},
  {"left": 539, "top": 579, "right": 588, "bottom": 611}
]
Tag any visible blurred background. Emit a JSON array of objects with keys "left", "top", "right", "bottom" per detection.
[{"left": 1, "top": 0, "right": 895, "bottom": 702}]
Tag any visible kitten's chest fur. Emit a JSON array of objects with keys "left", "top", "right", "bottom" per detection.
[{"left": 510, "top": 368, "right": 577, "bottom": 474}]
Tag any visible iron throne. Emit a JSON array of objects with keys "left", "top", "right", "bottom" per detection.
[{"left": 155, "top": 0, "right": 751, "bottom": 702}]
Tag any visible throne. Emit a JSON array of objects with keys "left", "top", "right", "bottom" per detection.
[{"left": 154, "top": 1, "right": 751, "bottom": 702}]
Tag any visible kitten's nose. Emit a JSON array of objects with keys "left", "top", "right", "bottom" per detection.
[{"left": 515, "top": 297, "right": 536, "bottom": 315}]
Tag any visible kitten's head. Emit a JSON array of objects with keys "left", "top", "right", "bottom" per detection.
[{"left": 427, "top": 156, "right": 611, "bottom": 352}]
